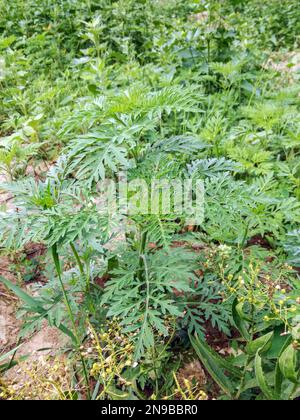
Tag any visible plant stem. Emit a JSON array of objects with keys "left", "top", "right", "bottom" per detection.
[
  {"left": 70, "top": 242, "right": 85, "bottom": 276},
  {"left": 235, "top": 277, "right": 255, "bottom": 400},
  {"left": 138, "top": 230, "right": 147, "bottom": 281},
  {"left": 70, "top": 242, "right": 90, "bottom": 292},
  {"left": 240, "top": 222, "right": 249, "bottom": 248},
  {"left": 134, "top": 253, "right": 151, "bottom": 361},
  {"left": 51, "top": 245, "right": 91, "bottom": 399}
]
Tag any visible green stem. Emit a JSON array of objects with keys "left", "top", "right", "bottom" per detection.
[
  {"left": 240, "top": 222, "right": 249, "bottom": 248},
  {"left": 70, "top": 243, "right": 85, "bottom": 276},
  {"left": 235, "top": 353, "right": 251, "bottom": 400},
  {"left": 70, "top": 242, "right": 90, "bottom": 292},
  {"left": 142, "top": 254, "right": 160, "bottom": 397},
  {"left": 134, "top": 253, "right": 151, "bottom": 361},
  {"left": 235, "top": 289, "right": 255, "bottom": 400},
  {"left": 207, "top": 38, "right": 211, "bottom": 69},
  {"left": 138, "top": 230, "right": 147, "bottom": 281},
  {"left": 51, "top": 245, "right": 91, "bottom": 399}
]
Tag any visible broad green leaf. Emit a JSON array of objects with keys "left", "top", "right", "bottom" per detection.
[
  {"left": 232, "top": 298, "right": 251, "bottom": 341},
  {"left": 255, "top": 351, "right": 278, "bottom": 400},
  {"left": 190, "top": 333, "right": 242, "bottom": 378},
  {"left": 279, "top": 344, "right": 299, "bottom": 384},
  {"left": 245, "top": 332, "right": 274, "bottom": 356},
  {"left": 266, "top": 327, "right": 290, "bottom": 359},
  {"left": 190, "top": 334, "right": 236, "bottom": 397},
  {"left": 235, "top": 301, "right": 252, "bottom": 322},
  {"left": 241, "top": 378, "right": 258, "bottom": 393},
  {"left": 274, "top": 337, "right": 291, "bottom": 397}
]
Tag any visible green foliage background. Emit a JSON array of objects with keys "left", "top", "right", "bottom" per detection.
[{"left": 0, "top": 0, "right": 299, "bottom": 400}]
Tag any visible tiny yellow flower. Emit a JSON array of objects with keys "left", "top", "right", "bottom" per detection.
[{"left": 279, "top": 300, "right": 285, "bottom": 306}]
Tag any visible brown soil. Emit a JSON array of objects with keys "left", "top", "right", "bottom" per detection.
[
  {"left": 0, "top": 283, "right": 20, "bottom": 350},
  {"left": 246, "top": 234, "right": 272, "bottom": 249},
  {"left": 0, "top": 253, "right": 69, "bottom": 399}
]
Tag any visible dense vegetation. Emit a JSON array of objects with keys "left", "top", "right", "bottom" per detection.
[{"left": 0, "top": 0, "right": 299, "bottom": 400}]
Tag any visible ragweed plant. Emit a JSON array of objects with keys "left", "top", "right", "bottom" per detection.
[{"left": 0, "top": 0, "right": 300, "bottom": 401}]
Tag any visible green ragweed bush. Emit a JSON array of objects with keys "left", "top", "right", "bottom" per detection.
[{"left": 0, "top": 0, "right": 299, "bottom": 400}]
